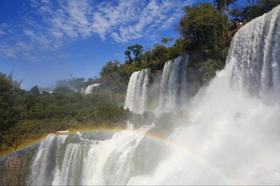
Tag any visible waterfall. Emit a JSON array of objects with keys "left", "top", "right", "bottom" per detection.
[
  {"left": 158, "top": 54, "right": 189, "bottom": 113},
  {"left": 127, "top": 6, "right": 280, "bottom": 185},
  {"left": 124, "top": 69, "right": 150, "bottom": 114},
  {"left": 229, "top": 6, "right": 280, "bottom": 97},
  {"left": 84, "top": 83, "right": 100, "bottom": 94},
  {"left": 28, "top": 6, "right": 280, "bottom": 185},
  {"left": 124, "top": 54, "right": 188, "bottom": 114},
  {"left": 29, "top": 125, "right": 152, "bottom": 185},
  {"left": 29, "top": 134, "right": 68, "bottom": 185}
]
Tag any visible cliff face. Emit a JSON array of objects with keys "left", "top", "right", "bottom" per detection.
[{"left": 0, "top": 145, "right": 38, "bottom": 185}]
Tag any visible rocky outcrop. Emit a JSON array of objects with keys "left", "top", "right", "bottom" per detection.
[{"left": 0, "top": 144, "right": 38, "bottom": 185}]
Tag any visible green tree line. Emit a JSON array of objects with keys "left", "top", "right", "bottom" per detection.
[{"left": 0, "top": 0, "right": 279, "bottom": 153}]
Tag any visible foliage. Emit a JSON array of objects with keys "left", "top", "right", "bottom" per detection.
[
  {"left": 180, "top": 3, "right": 230, "bottom": 58},
  {"left": 30, "top": 86, "right": 40, "bottom": 96},
  {"left": 55, "top": 77, "right": 87, "bottom": 92},
  {"left": 231, "top": 0, "right": 280, "bottom": 22},
  {"left": 214, "top": 0, "right": 237, "bottom": 10},
  {"left": 199, "top": 59, "right": 224, "bottom": 82},
  {"left": 1, "top": 0, "right": 280, "bottom": 153},
  {"left": 161, "top": 37, "right": 172, "bottom": 46},
  {"left": 0, "top": 72, "right": 127, "bottom": 151},
  {"left": 258, "top": 0, "right": 280, "bottom": 13},
  {"left": 100, "top": 60, "right": 129, "bottom": 94},
  {"left": 53, "top": 86, "right": 76, "bottom": 95},
  {"left": 0, "top": 73, "right": 20, "bottom": 132},
  {"left": 125, "top": 44, "right": 144, "bottom": 63}
]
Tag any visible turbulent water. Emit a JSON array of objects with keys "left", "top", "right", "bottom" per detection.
[
  {"left": 29, "top": 6, "right": 280, "bottom": 185},
  {"left": 124, "top": 54, "right": 188, "bottom": 114},
  {"left": 29, "top": 126, "right": 152, "bottom": 185},
  {"left": 229, "top": 6, "right": 280, "bottom": 98},
  {"left": 128, "top": 6, "right": 280, "bottom": 185},
  {"left": 84, "top": 83, "right": 100, "bottom": 95},
  {"left": 124, "top": 69, "right": 150, "bottom": 114},
  {"left": 158, "top": 54, "right": 189, "bottom": 113}
]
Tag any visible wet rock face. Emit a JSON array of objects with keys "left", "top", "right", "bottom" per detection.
[{"left": 0, "top": 145, "right": 38, "bottom": 185}]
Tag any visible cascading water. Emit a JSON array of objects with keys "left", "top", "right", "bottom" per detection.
[
  {"left": 28, "top": 6, "right": 280, "bottom": 185},
  {"left": 229, "top": 6, "right": 280, "bottom": 98},
  {"left": 29, "top": 134, "right": 68, "bottom": 185},
  {"left": 84, "top": 83, "right": 100, "bottom": 95},
  {"left": 128, "top": 5, "right": 280, "bottom": 185},
  {"left": 124, "top": 54, "right": 189, "bottom": 115},
  {"left": 29, "top": 125, "right": 152, "bottom": 185},
  {"left": 124, "top": 69, "right": 150, "bottom": 114},
  {"left": 158, "top": 54, "right": 189, "bottom": 113}
]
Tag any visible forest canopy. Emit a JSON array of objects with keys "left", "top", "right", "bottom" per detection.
[{"left": 0, "top": 0, "right": 279, "bottom": 153}]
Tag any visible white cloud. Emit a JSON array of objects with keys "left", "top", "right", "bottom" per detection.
[
  {"left": 0, "top": 0, "right": 188, "bottom": 59},
  {"left": 30, "top": 0, "right": 187, "bottom": 43},
  {"left": 0, "top": 44, "right": 17, "bottom": 58},
  {"left": 90, "top": 0, "right": 187, "bottom": 42}
]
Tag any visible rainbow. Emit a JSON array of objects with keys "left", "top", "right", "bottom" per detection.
[{"left": 0, "top": 127, "right": 231, "bottom": 184}]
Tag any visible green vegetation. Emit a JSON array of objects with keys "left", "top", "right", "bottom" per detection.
[
  {"left": 0, "top": 73, "right": 21, "bottom": 131},
  {"left": 0, "top": 73, "right": 127, "bottom": 153},
  {"left": 1, "top": 0, "right": 280, "bottom": 154},
  {"left": 231, "top": 0, "right": 280, "bottom": 22}
]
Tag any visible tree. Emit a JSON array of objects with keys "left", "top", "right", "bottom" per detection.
[
  {"left": 214, "top": 0, "right": 237, "bottom": 10},
  {"left": 168, "top": 39, "right": 187, "bottom": 59},
  {"left": 161, "top": 37, "right": 172, "bottom": 46},
  {"left": 180, "top": 3, "right": 229, "bottom": 57},
  {"left": 257, "top": 0, "right": 280, "bottom": 13},
  {"left": 246, "top": 0, "right": 256, "bottom": 7},
  {"left": 125, "top": 44, "right": 144, "bottom": 63},
  {"left": 30, "top": 86, "right": 40, "bottom": 96},
  {"left": 231, "top": 0, "right": 280, "bottom": 22},
  {"left": 6, "top": 72, "right": 22, "bottom": 89},
  {"left": 55, "top": 78, "right": 86, "bottom": 92},
  {"left": 124, "top": 50, "right": 132, "bottom": 64},
  {"left": 53, "top": 86, "right": 75, "bottom": 95},
  {"left": 0, "top": 73, "right": 20, "bottom": 131},
  {"left": 151, "top": 44, "right": 169, "bottom": 64},
  {"left": 100, "top": 61, "right": 128, "bottom": 93}
]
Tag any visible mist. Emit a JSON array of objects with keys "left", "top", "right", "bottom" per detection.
[{"left": 25, "top": 4, "right": 280, "bottom": 186}]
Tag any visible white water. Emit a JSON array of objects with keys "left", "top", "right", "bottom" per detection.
[
  {"left": 84, "top": 83, "right": 100, "bottom": 94},
  {"left": 29, "top": 125, "right": 152, "bottom": 185},
  {"left": 128, "top": 6, "right": 280, "bottom": 185},
  {"left": 124, "top": 54, "right": 189, "bottom": 114},
  {"left": 124, "top": 69, "right": 150, "bottom": 114},
  {"left": 29, "top": 134, "right": 68, "bottom": 185},
  {"left": 29, "top": 6, "right": 280, "bottom": 185},
  {"left": 229, "top": 6, "right": 280, "bottom": 98},
  {"left": 158, "top": 54, "right": 189, "bottom": 113}
]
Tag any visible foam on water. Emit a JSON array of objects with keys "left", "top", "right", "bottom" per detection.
[{"left": 29, "top": 6, "right": 280, "bottom": 185}]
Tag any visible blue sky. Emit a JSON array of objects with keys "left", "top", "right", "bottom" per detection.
[
  {"left": 0, "top": 0, "right": 246, "bottom": 89},
  {"left": 0, "top": 0, "right": 190, "bottom": 89}
]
